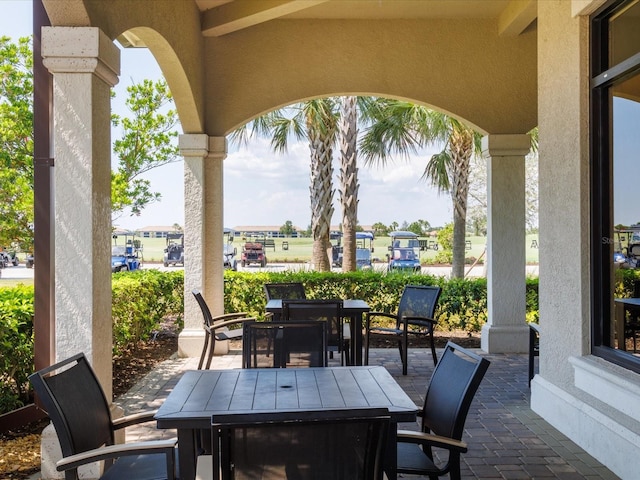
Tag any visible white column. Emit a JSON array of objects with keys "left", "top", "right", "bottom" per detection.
[
  {"left": 179, "top": 134, "right": 209, "bottom": 358},
  {"left": 481, "top": 134, "right": 531, "bottom": 353},
  {"left": 178, "top": 136, "right": 228, "bottom": 358},
  {"left": 41, "top": 26, "right": 120, "bottom": 479}
]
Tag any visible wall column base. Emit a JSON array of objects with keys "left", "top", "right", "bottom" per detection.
[{"left": 481, "top": 324, "right": 529, "bottom": 353}]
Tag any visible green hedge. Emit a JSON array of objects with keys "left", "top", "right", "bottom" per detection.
[
  {"left": 0, "top": 270, "right": 184, "bottom": 414},
  {"left": 224, "top": 271, "right": 541, "bottom": 333}
]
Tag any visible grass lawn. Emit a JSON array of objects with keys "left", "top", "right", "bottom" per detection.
[{"left": 135, "top": 234, "right": 540, "bottom": 264}]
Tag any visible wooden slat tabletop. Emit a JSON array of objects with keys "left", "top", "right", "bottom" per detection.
[{"left": 155, "top": 366, "right": 418, "bottom": 429}]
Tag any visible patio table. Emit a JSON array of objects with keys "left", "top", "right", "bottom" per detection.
[
  {"left": 266, "top": 298, "right": 370, "bottom": 365},
  {"left": 614, "top": 297, "right": 640, "bottom": 351},
  {"left": 154, "top": 366, "right": 418, "bottom": 480}
]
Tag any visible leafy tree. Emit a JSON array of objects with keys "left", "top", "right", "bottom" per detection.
[
  {"left": 372, "top": 222, "right": 389, "bottom": 236},
  {"left": 111, "top": 79, "right": 180, "bottom": 221},
  {"left": 407, "top": 219, "right": 430, "bottom": 236},
  {"left": 0, "top": 36, "right": 33, "bottom": 250},
  {"left": 0, "top": 35, "right": 180, "bottom": 249},
  {"left": 280, "top": 220, "right": 296, "bottom": 236}
]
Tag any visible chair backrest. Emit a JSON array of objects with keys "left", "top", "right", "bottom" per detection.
[
  {"left": 193, "top": 289, "right": 214, "bottom": 327},
  {"left": 28, "top": 353, "right": 113, "bottom": 459},
  {"left": 421, "top": 342, "right": 490, "bottom": 440},
  {"left": 282, "top": 299, "right": 343, "bottom": 351},
  {"left": 397, "top": 285, "right": 442, "bottom": 326},
  {"left": 263, "top": 282, "right": 307, "bottom": 300},
  {"left": 211, "top": 408, "right": 390, "bottom": 480},
  {"left": 242, "top": 320, "right": 327, "bottom": 368}
]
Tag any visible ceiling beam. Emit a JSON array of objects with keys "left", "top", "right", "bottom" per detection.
[
  {"left": 498, "top": 0, "right": 537, "bottom": 37},
  {"left": 202, "top": 0, "right": 329, "bottom": 37}
]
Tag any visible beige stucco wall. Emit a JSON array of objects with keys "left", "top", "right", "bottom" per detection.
[
  {"left": 204, "top": 18, "right": 537, "bottom": 135},
  {"left": 536, "top": 0, "right": 590, "bottom": 388}
]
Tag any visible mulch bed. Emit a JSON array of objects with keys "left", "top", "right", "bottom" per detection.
[{"left": 0, "top": 324, "right": 479, "bottom": 479}]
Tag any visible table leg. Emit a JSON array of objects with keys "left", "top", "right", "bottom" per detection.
[
  {"left": 384, "top": 420, "right": 398, "bottom": 480},
  {"left": 177, "top": 428, "right": 197, "bottom": 480},
  {"left": 350, "top": 313, "right": 364, "bottom": 366}
]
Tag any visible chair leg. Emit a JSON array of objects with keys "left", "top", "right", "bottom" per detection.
[
  {"left": 198, "top": 333, "right": 210, "bottom": 370},
  {"left": 364, "top": 330, "right": 370, "bottom": 366},
  {"left": 205, "top": 337, "right": 216, "bottom": 370},
  {"left": 401, "top": 330, "right": 408, "bottom": 375},
  {"left": 429, "top": 331, "right": 437, "bottom": 366}
]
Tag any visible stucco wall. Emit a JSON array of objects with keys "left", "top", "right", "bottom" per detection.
[
  {"left": 204, "top": 18, "right": 537, "bottom": 135},
  {"left": 537, "top": 0, "right": 590, "bottom": 388}
]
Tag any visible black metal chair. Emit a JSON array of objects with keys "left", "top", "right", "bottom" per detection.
[
  {"left": 242, "top": 320, "right": 328, "bottom": 368},
  {"left": 264, "top": 282, "right": 307, "bottom": 301},
  {"left": 365, "top": 285, "right": 442, "bottom": 375},
  {"left": 192, "top": 289, "right": 254, "bottom": 370},
  {"left": 283, "top": 299, "right": 350, "bottom": 365},
  {"left": 195, "top": 408, "right": 390, "bottom": 480},
  {"left": 263, "top": 282, "right": 307, "bottom": 321},
  {"left": 395, "top": 342, "right": 490, "bottom": 480},
  {"left": 528, "top": 322, "right": 540, "bottom": 386},
  {"left": 28, "top": 353, "right": 178, "bottom": 480}
]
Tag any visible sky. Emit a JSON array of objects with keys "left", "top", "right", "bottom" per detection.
[{"left": 1, "top": 0, "right": 454, "bottom": 232}]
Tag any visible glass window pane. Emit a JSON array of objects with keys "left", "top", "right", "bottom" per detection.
[
  {"left": 609, "top": 0, "right": 640, "bottom": 68},
  {"left": 612, "top": 71, "right": 640, "bottom": 353}
]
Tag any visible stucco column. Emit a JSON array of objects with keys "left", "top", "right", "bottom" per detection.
[
  {"left": 41, "top": 26, "right": 120, "bottom": 479},
  {"left": 178, "top": 136, "right": 227, "bottom": 357},
  {"left": 481, "top": 134, "right": 531, "bottom": 353}
]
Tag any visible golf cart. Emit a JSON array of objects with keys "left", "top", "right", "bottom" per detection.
[
  {"left": 355, "top": 231, "right": 374, "bottom": 270},
  {"left": 241, "top": 241, "right": 267, "bottom": 267},
  {"left": 330, "top": 231, "right": 343, "bottom": 267},
  {"left": 111, "top": 232, "right": 143, "bottom": 273},
  {"left": 387, "top": 231, "right": 421, "bottom": 273},
  {"left": 163, "top": 233, "right": 184, "bottom": 267},
  {"left": 223, "top": 227, "right": 238, "bottom": 270}
]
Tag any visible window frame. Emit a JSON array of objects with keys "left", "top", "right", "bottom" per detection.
[{"left": 591, "top": 0, "right": 640, "bottom": 371}]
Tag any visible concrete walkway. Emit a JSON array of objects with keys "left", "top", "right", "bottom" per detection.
[{"left": 117, "top": 348, "right": 618, "bottom": 480}]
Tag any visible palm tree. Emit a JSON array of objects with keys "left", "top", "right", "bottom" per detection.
[
  {"left": 360, "top": 100, "right": 481, "bottom": 278},
  {"left": 231, "top": 100, "right": 339, "bottom": 271},
  {"left": 338, "top": 96, "right": 359, "bottom": 271}
]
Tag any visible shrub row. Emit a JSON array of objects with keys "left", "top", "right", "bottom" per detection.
[
  {"left": 0, "top": 270, "right": 184, "bottom": 414},
  {"left": 224, "top": 270, "right": 541, "bottom": 332}
]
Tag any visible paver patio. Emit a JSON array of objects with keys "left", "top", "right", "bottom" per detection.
[{"left": 116, "top": 347, "right": 619, "bottom": 480}]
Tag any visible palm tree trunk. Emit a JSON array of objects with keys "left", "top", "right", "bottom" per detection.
[
  {"left": 339, "top": 96, "right": 359, "bottom": 272},
  {"left": 449, "top": 128, "right": 473, "bottom": 278},
  {"left": 309, "top": 124, "right": 334, "bottom": 271}
]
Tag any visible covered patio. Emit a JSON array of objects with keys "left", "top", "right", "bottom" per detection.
[{"left": 32, "top": 0, "right": 640, "bottom": 478}]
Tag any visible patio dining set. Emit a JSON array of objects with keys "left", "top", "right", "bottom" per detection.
[{"left": 27, "top": 282, "right": 617, "bottom": 480}]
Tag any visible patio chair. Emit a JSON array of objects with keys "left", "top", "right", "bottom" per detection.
[
  {"left": 395, "top": 342, "right": 490, "bottom": 480},
  {"left": 263, "top": 282, "right": 307, "bottom": 320},
  {"left": 192, "top": 289, "right": 254, "bottom": 370},
  {"left": 242, "top": 320, "right": 327, "bottom": 368},
  {"left": 283, "top": 299, "right": 350, "bottom": 365},
  {"left": 365, "top": 285, "right": 442, "bottom": 375},
  {"left": 28, "top": 353, "right": 178, "bottom": 480},
  {"left": 196, "top": 408, "right": 390, "bottom": 480}
]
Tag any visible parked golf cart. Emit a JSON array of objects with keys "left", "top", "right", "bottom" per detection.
[
  {"left": 111, "top": 233, "right": 143, "bottom": 273},
  {"left": 355, "top": 231, "right": 375, "bottom": 270},
  {"left": 330, "top": 231, "right": 343, "bottom": 267},
  {"left": 223, "top": 227, "right": 238, "bottom": 270},
  {"left": 163, "top": 233, "right": 184, "bottom": 267},
  {"left": 387, "top": 230, "right": 421, "bottom": 273},
  {"left": 26, "top": 253, "right": 34, "bottom": 268},
  {"left": 241, "top": 241, "right": 267, "bottom": 267}
]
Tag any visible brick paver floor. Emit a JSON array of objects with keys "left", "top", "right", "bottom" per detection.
[{"left": 116, "top": 347, "right": 620, "bottom": 480}]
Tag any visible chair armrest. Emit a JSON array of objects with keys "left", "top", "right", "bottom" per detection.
[
  {"left": 212, "top": 312, "right": 249, "bottom": 322},
  {"left": 213, "top": 317, "right": 256, "bottom": 331},
  {"left": 396, "top": 429, "right": 468, "bottom": 453},
  {"left": 57, "top": 438, "right": 177, "bottom": 472},
  {"left": 401, "top": 316, "right": 436, "bottom": 329},
  {"left": 112, "top": 410, "right": 158, "bottom": 429},
  {"left": 366, "top": 312, "right": 398, "bottom": 328}
]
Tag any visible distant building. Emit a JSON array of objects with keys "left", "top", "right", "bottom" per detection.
[{"left": 134, "top": 225, "right": 183, "bottom": 239}]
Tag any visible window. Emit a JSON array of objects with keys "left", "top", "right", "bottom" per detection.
[{"left": 592, "top": 0, "right": 640, "bottom": 370}]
